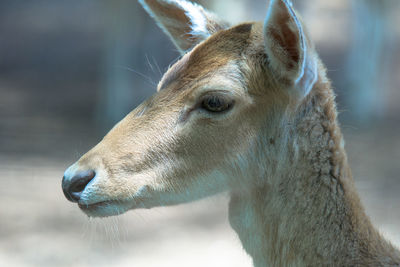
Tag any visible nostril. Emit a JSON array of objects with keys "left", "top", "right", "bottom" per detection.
[
  {"left": 70, "top": 177, "right": 93, "bottom": 193},
  {"left": 62, "top": 170, "right": 95, "bottom": 203}
]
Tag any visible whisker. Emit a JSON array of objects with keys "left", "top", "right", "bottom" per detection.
[
  {"left": 145, "top": 54, "right": 155, "bottom": 73},
  {"left": 115, "top": 65, "right": 157, "bottom": 86},
  {"left": 152, "top": 55, "right": 163, "bottom": 76}
]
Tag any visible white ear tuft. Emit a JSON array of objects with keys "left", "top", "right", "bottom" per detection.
[
  {"left": 139, "top": 0, "right": 228, "bottom": 53},
  {"left": 264, "top": 0, "right": 317, "bottom": 98},
  {"left": 175, "top": 0, "right": 209, "bottom": 39}
]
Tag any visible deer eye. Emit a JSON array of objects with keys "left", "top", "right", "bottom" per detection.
[{"left": 201, "top": 94, "right": 233, "bottom": 113}]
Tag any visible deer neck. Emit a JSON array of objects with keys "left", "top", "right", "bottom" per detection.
[{"left": 228, "top": 81, "right": 400, "bottom": 266}]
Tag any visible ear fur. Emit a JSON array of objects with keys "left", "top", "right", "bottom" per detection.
[
  {"left": 264, "top": 0, "right": 317, "bottom": 98},
  {"left": 139, "top": 0, "right": 229, "bottom": 53}
]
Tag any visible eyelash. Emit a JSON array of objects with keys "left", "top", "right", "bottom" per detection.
[{"left": 200, "top": 94, "right": 234, "bottom": 113}]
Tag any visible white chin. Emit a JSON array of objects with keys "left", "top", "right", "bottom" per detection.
[{"left": 78, "top": 201, "right": 131, "bottom": 217}]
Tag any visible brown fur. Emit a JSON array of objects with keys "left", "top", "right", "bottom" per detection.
[{"left": 63, "top": 1, "right": 400, "bottom": 266}]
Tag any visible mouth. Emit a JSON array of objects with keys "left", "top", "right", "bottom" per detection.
[
  {"left": 78, "top": 200, "right": 115, "bottom": 210},
  {"left": 75, "top": 186, "right": 152, "bottom": 217},
  {"left": 78, "top": 200, "right": 131, "bottom": 217}
]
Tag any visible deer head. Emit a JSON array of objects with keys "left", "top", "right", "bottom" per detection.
[{"left": 62, "top": 0, "right": 319, "bottom": 218}]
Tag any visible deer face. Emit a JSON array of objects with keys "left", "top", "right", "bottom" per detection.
[
  {"left": 62, "top": 26, "right": 263, "bottom": 217},
  {"left": 62, "top": 0, "right": 318, "bottom": 217}
]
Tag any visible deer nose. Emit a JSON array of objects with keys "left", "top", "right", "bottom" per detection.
[{"left": 62, "top": 170, "right": 96, "bottom": 202}]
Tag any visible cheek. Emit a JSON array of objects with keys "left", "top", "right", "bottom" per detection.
[{"left": 176, "top": 124, "right": 243, "bottom": 170}]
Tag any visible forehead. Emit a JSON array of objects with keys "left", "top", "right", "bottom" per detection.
[{"left": 157, "top": 23, "right": 255, "bottom": 92}]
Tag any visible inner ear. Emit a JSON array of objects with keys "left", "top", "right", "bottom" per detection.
[
  {"left": 140, "top": 0, "right": 229, "bottom": 53},
  {"left": 267, "top": 6, "right": 302, "bottom": 67},
  {"left": 264, "top": 0, "right": 317, "bottom": 98}
]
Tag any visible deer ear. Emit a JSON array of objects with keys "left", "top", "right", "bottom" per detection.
[
  {"left": 264, "top": 0, "right": 317, "bottom": 98},
  {"left": 139, "top": 0, "right": 229, "bottom": 54}
]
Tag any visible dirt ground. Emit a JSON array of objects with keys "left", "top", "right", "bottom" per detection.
[{"left": 0, "top": 122, "right": 399, "bottom": 267}]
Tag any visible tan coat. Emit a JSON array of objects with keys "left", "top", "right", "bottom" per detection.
[{"left": 62, "top": 0, "right": 400, "bottom": 266}]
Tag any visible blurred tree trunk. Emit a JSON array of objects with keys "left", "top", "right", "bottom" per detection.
[
  {"left": 345, "top": 0, "right": 392, "bottom": 124},
  {"left": 206, "top": 0, "right": 266, "bottom": 23},
  {"left": 96, "top": 1, "right": 147, "bottom": 133},
  {"left": 96, "top": 0, "right": 177, "bottom": 133}
]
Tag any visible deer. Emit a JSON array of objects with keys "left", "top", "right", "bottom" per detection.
[{"left": 61, "top": 0, "right": 400, "bottom": 266}]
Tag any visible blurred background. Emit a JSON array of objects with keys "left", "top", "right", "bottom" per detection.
[{"left": 0, "top": 0, "right": 399, "bottom": 266}]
